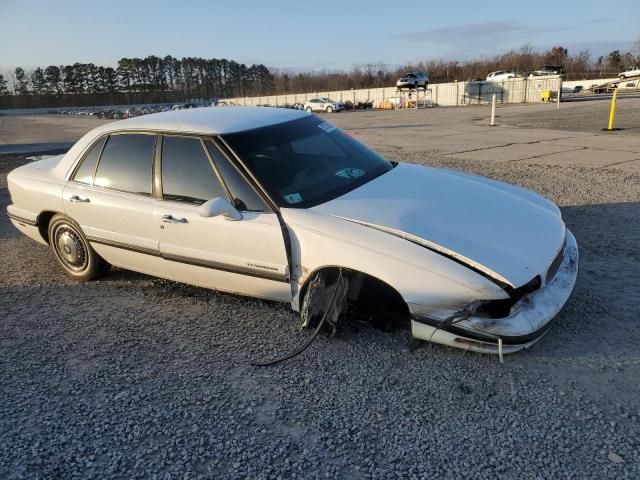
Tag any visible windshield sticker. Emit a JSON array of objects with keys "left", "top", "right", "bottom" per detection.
[
  {"left": 335, "top": 168, "right": 365, "bottom": 179},
  {"left": 318, "top": 122, "right": 337, "bottom": 133},
  {"left": 283, "top": 193, "right": 303, "bottom": 204}
]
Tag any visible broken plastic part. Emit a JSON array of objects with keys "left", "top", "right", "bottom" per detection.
[
  {"left": 250, "top": 269, "right": 345, "bottom": 366},
  {"left": 301, "top": 269, "right": 349, "bottom": 336}
]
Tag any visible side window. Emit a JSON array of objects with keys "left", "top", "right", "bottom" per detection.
[
  {"left": 162, "top": 136, "right": 226, "bottom": 204},
  {"left": 206, "top": 141, "right": 268, "bottom": 212},
  {"left": 94, "top": 134, "right": 155, "bottom": 195},
  {"left": 72, "top": 137, "right": 106, "bottom": 184}
]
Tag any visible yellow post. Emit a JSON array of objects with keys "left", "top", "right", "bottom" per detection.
[{"left": 607, "top": 88, "right": 619, "bottom": 130}]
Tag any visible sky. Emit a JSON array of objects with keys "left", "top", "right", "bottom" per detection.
[{"left": 1, "top": 0, "right": 638, "bottom": 71}]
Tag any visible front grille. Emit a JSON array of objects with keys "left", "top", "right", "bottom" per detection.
[{"left": 546, "top": 241, "right": 566, "bottom": 284}]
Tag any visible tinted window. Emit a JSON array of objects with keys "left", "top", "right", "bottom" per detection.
[
  {"left": 206, "top": 141, "right": 268, "bottom": 212},
  {"left": 94, "top": 134, "right": 155, "bottom": 194},
  {"left": 73, "top": 137, "right": 105, "bottom": 184},
  {"left": 162, "top": 136, "right": 225, "bottom": 204},
  {"left": 222, "top": 116, "right": 393, "bottom": 209}
]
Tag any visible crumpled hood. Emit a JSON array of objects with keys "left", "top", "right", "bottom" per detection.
[{"left": 312, "top": 163, "right": 566, "bottom": 288}]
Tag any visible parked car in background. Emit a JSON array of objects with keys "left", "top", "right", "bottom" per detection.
[
  {"left": 303, "top": 98, "right": 344, "bottom": 113},
  {"left": 530, "top": 65, "right": 563, "bottom": 77},
  {"left": 619, "top": 66, "right": 640, "bottom": 80},
  {"left": 172, "top": 103, "right": 200, "bottom": 110},
  {"left": 486, "top": 70, "right": 517, "bottom": 82},
  {"left": 6, "top": 107, "right": 578, "bottom": 355},
  {"left": 396, "top": 72, "right": 429, "bottom": 90}
]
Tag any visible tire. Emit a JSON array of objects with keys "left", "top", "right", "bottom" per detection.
[
  {"left": 48, "top": 213, "right": 109, "bottom": 281},
  {"left": 326, "top": 106, "right": 334, "bottom": 113},
  {"left": 619, "top": 75, "right": 625, "bottom": 80},
  {"left": 305, "top": 106, "right": 312, "bottom": 112}
]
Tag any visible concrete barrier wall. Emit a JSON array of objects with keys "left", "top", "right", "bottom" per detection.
[{"left": 223, "top": 76, "right": 563, "bottom": 107}]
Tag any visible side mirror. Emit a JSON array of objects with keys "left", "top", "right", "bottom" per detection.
[{"left": 199, "top": 197, "right": 242, "bottom": 221}]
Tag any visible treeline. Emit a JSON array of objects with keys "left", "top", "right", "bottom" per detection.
[
  {"left": 0, "top": 44, "right": 638, "bottom": 105},
  {"left": 0, "top": 55, "right": 274, "bottom": 101},
  {"left": 270, "top": 45, "right": 640, "bottom": 93}
]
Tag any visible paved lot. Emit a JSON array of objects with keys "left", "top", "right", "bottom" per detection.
[
  {"left": 329, "top": 101, "right": 640, "bottom": 170},
  {"left": 1, "top": 105, "right": 639, "bottom": 479},
  {"left": 0, "top": 114, "right": 108, "bottom": 154}
]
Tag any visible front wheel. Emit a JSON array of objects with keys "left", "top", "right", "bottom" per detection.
[
  {"left": 305, "top": 106, "right": 312, "bottom": 112},
  {"left": 326, "top": 106, "right": 334, "bottom": 113},
  {"left": 619, "top": 75, "right": 625, "bottom": 80},
  {"left": 48, "top": 214, "right": 109, "bottom": 281}
]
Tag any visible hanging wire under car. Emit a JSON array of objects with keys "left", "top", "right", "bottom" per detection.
[{"left": 250, "top": 269, "right": 344, "bottom": 367}]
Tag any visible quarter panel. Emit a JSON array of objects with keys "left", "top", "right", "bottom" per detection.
[{"left": 7, "top": 171, "right": 65, "bottom": 222}]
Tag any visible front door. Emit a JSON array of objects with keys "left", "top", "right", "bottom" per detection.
[{"left": 155, "top": 135, "right": 291, "bottom": 302}]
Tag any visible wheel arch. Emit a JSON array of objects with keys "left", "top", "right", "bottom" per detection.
[
  {"left": 36, "top": 210, "right": 62, "bottom": 244},
  {"left": 296, "top": 265, "right": 411, "bottom": 324}
]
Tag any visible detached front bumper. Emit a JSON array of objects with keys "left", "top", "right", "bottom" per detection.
[{"left": 411, "top": 230, "right": 579, "bottom": 355}]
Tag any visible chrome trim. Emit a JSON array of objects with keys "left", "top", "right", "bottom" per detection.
[
  {"left": 86, "top": 236, "right": 161, "bottom": 257},
  {"left": 162, "top": 253, "right": 288, "bottom": 283},
  {"left": 7, "top": 212, "right": 37, "bottom": 227},
  {"left": 86, "top": 235, "right": 288, "bottom": 283}
]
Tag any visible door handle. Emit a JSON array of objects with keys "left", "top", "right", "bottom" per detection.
[
  {"left": 161, "top": 214, "right": 188, "bottom": 224},
  {"left": 69, "top": 195, "right": 90, "bottom": 203}
]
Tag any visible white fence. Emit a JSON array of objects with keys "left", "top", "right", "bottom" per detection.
[
  {"left": 562, "top": 77, "right": 619, "bottom": 90},
  {"left": 223, "top": 76, "right": 563, "bottom": 108}
]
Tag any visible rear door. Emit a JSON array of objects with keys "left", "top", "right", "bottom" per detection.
[
  {"left": 63, "top": 133, "right": 168, "bottom": 277},
  {"left": 156, "top": 135, "right": 291, "bottom": 302}
]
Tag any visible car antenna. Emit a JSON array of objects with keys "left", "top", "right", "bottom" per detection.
[{"left": 250, "top": 269, "right": 343, "bottom": 367}]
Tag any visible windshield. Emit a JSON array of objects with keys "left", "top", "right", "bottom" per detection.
[{"left": 222, "top": 116, "right": 393, "bottom": 208}]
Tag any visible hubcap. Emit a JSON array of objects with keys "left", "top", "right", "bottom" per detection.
[{"left": 54, "top": 225, "right": 88, "bottom": 272}]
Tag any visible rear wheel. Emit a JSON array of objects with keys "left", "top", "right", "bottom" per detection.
[{"left": 48, "top": 214, "right": 109, "bottom": 281}]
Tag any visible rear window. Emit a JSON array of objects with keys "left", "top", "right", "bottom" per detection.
[
  {"left": 72, "top": 137, "right": 105, "bottom": 184},
  {"left": 94, "top": 134, "right": 155, "bottom": 195}
]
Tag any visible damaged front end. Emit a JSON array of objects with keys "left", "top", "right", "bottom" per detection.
[
  {"left": 300, "top": 270, "right": 350, "bottom": 335},
  {"left": 410, "top": 230, "right": 579, "bottom": 355}
]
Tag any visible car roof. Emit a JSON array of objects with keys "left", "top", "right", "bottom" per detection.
[
  {"left": 96, "top": 106, "right": 310, "bottom": 136},
  {"left": 53, "top": 107, "right": 311, "bottom": 179}
]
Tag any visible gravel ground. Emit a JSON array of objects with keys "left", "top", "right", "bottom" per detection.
[{"left": 1, "top": 142, "right": 640, "bottom": 479}]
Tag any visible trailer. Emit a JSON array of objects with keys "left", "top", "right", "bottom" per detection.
[{"left": 583, "top": 79, "right": 621, "bottom": 94}]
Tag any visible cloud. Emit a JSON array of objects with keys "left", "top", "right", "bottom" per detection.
[
  {"left": 389, "top": 19, "right": 615, "bottom": 57},
  {"left": 391, "top": 21, "right": 558, "bottom": 44}
]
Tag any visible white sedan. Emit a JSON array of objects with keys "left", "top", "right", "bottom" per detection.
[{"left": 7, "top": 107, "right": 578, "bottom": 355}]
